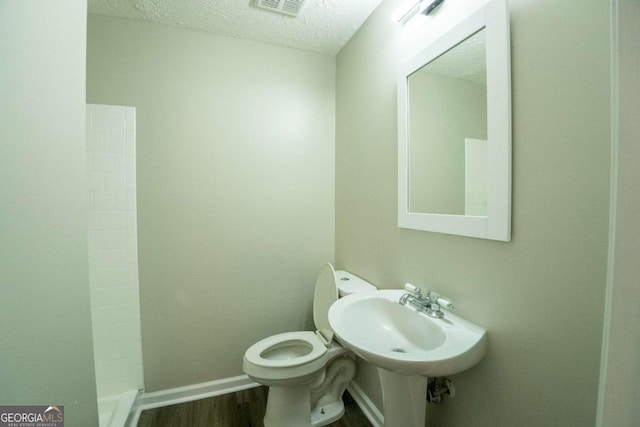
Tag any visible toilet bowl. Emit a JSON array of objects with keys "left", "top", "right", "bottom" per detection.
[{"left": 243, "top": 264, "right": 375, "bottom": 427}]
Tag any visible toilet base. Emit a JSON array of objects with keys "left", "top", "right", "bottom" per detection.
[
  {"left": 311, "top": 399, "right": 345, "bottom": 427},
  {"left": 263, "top": 385, "right": 347, "bottom": 427},
  {"left": 264, "top": 385, "right": 312, "bottom": 427},
  {"left": 264, "top": 385, "right": 344, "bottom": 427}
]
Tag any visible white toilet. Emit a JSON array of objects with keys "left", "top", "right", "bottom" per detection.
[{"left": 243, "top": 263, "right": 376, "bottom": 427}]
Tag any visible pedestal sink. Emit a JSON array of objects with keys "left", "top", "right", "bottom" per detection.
[{"left": 328, "top": 289, "right": 487, "bottom": 427}]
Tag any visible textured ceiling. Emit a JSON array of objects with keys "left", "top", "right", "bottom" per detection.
[
  {"left": 420, "top": 29, "right": 486, "bottom": 85},
  {"left": 88, "top": 0, "right": 384, "bottom": 56}
]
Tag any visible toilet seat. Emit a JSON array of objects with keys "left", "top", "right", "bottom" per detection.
[
  {"left": 244, "top": 331, "right": 333, "bottom": 384},
  {"left": 244, "top": 264, "right": 341, "bottom": 385},
  {"left": 245, "top": 331, "right": 327, "bottom": 368}
]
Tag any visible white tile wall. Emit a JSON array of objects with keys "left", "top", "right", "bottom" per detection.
[{"left": 86, "top": 104, "right": 144, "bottom": 402}]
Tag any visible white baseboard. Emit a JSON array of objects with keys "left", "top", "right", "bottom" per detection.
[
  {"left": 347, "top": 381, "right": 384, "bottom": 427},
  {"left": 125, "top": 375, "right": 383, "bottom": 427},
  {"left": 126, "top": 375, "right": 259, "bottom": 427}
]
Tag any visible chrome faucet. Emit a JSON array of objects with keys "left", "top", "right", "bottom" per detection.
[{"left": 399, "top": 283, "right": 454, "bottom": 319}]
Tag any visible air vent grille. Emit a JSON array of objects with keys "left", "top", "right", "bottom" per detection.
[{"left": 254, "top": 0, "right": 307, "bottom": 17}]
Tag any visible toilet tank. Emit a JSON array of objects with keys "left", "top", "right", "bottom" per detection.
[{"left": 334, "top": 270, "right": 376, "bottom": 297}]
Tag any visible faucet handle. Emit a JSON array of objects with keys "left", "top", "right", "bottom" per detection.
[
  {"left": 433, "top": 295, "right": 454, "bottom": 310},
  {"left": 404, "top": 283, "right": 422, "bottom": 297}
]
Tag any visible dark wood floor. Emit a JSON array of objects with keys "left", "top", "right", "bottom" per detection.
[{"left": 137, "top": 386, "right": 373, "bottom": 427}]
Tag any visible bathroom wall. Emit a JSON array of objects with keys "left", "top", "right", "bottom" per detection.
[
  {"left": 86, "top": 15, "right": 336, "bottom": 391},
  {"left": 597, "top": 0, "right": 640, "bottom": 424},
  {"left": 86, "top": 104, "right": 144, "bottom": 416},
  {"left": 0, "top": 1, "right": 99, "bottom": 426},
  {"left": 336, "top": 0, "right": 610, "bottom": 426}
]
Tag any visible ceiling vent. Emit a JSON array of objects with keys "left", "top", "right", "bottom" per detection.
[{"left": 254, "top": 0, "right": 308, "bottom": 17}]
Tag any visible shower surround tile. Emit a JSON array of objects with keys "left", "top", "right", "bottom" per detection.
[{"left": 86, "top": 104, "right": 144, "bottom": 405}]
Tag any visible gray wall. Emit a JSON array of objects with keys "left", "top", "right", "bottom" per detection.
[
  {"left": 0, "top": 1, "right": 99, "bottom": 426},
  {"left": 336, "top": 0, "right": 610, "bottom": 425},
  {"left": 87, "top": 15, "right": 336, "bottom": 391}
]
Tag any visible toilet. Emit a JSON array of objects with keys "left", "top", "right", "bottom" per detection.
[{"left": 243, "top": 263, "right": 376, "bottom": 427}]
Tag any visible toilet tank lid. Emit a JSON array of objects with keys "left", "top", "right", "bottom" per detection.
[{"left": 335, "top": 270, "right": 377, "bottom": 296}]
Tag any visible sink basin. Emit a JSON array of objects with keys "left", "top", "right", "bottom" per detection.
[{"left": 328, "top": 289, "right": 487, "bottom": 377}]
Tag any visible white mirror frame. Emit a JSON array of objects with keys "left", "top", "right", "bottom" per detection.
[{"left": 398, "top": 0, "right": 511, "bottom": 241}]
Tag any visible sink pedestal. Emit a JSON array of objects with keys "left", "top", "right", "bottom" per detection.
[{"left": 378, "top": 368, "right": 427, "bottom": 427}]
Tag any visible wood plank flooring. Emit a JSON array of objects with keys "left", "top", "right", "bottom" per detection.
[{"left": 137, "top": 386, "right": 373, "bottom": 427}]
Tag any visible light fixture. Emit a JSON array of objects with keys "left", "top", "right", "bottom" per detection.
[
  {"left": 422, "top": 0, "right": 445, "bottom": 16},
  {"left": 392, "top": 0, "right": 446, "bottom": 25}
]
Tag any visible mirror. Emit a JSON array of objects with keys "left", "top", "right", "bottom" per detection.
[
  {"left": 398, "top": 0, "right": 511, "bottom": 241},
  {"left": 408, "top": 29, "right": 487, "bottom": 215}
]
